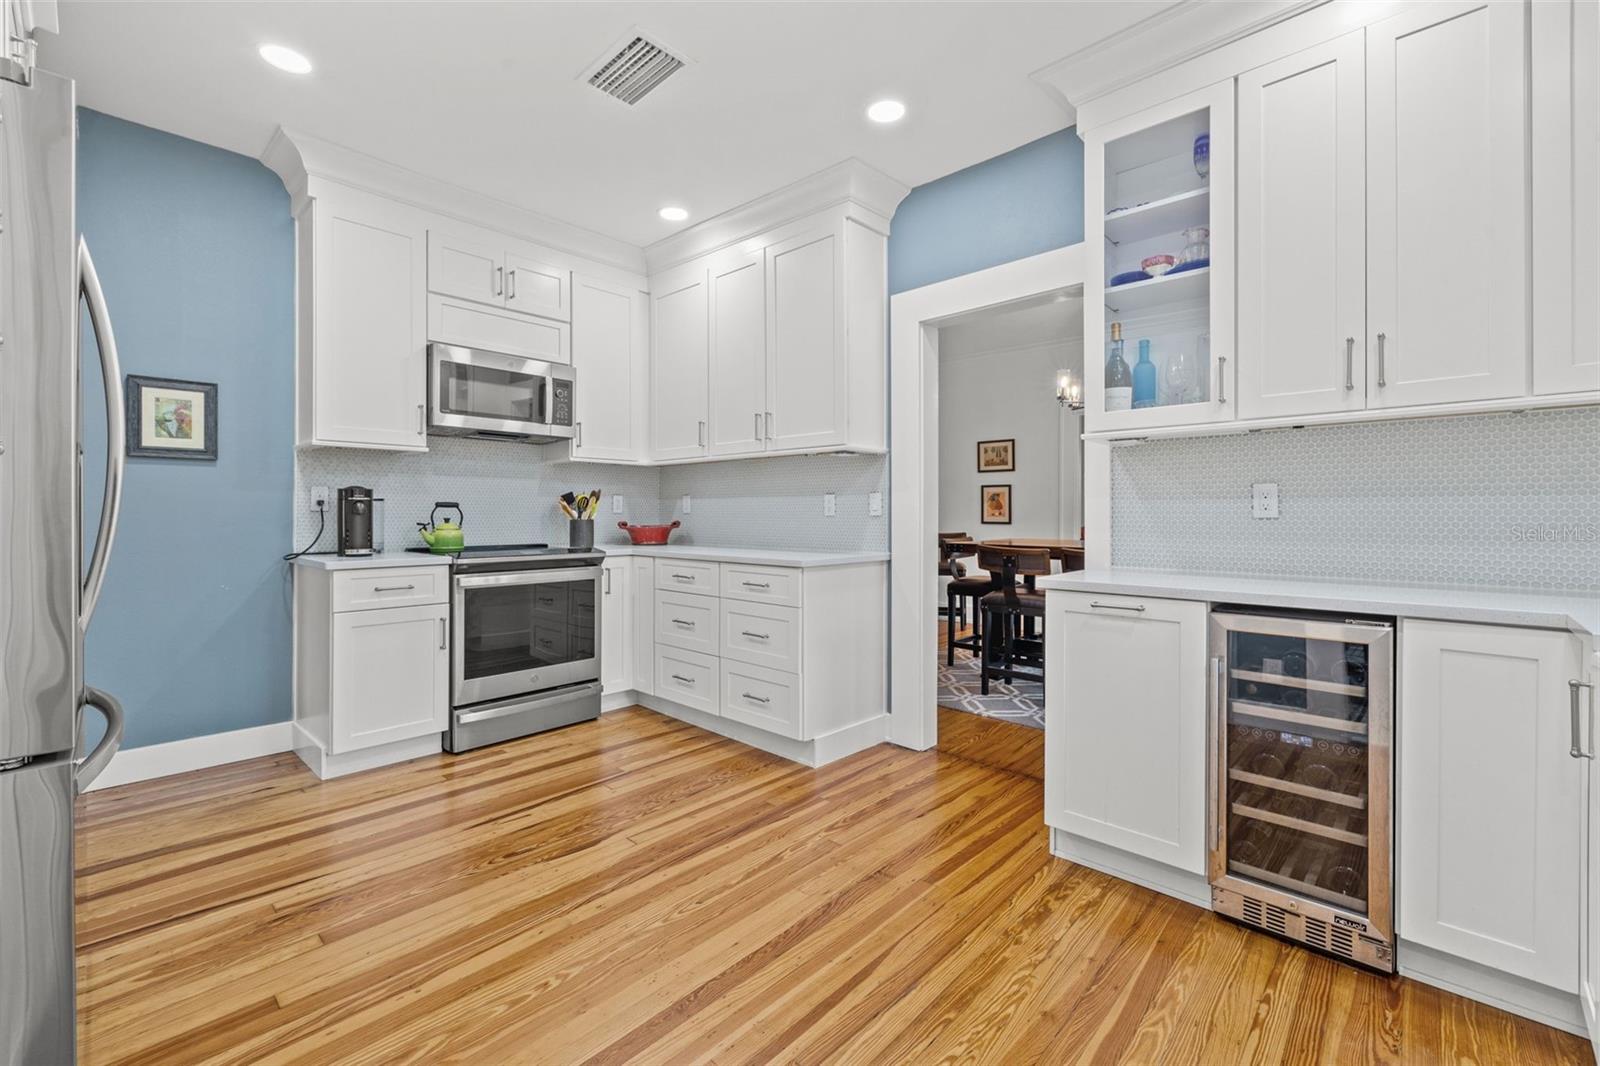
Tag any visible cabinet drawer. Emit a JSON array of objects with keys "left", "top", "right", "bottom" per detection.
[
  {"left": 721, "top": 564, "right": 801, "bottom": 607},
  {"left": 655, "top": 591, "right": 719, "bottom": 655},
  {"left": 720, "top": 600, "right": 800, "bottom": 672},
  {"left": 655, "top": 559, "right": 720, "bottom": 594},
  {"left": 656, "top": 645, "right": 720, "bottom": 715},
  {"left": 720, "top": 660, "right": 802, "bottom": 739},
  {"left": 427, "top": 294, "right": 571, "bottom": 364},
  {"left": 332, "top": 567, "right": 449, "bottom": 612}
]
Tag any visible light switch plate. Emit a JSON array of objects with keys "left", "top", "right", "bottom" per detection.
[
  {"left": 868, "top": 490, "right": 883, "bottom": 517},
  {"left": 680, "top": 494, "right": 692, "bottom": 515},
  {"left": 612, "top": 494, "right": 625, "bottom": 514},
  {"left": 1251, "top": 482, "right": 1280, "bottom": 519},
  {"left": 823, "top": 492, "right": 837, "bottom": 517}
]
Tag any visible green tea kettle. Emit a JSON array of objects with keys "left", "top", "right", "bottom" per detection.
[{"left": 417, "top": 502, "right": 465, "bottom": 554}]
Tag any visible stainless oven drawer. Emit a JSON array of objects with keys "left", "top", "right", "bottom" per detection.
[{"left": 446, "top": 681, "right": 600, "bottom": 753}]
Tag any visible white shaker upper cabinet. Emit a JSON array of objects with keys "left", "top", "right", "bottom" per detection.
[
  {"left": 765, "top": 226, "right": 847, "bottom": 452},
  {"left": 650, "top": 262, "right": 710, "bottom": 461},
  {"left": 570, "top": 274, "right": 648, "bottom": 462},
  {"left": 427, "top": 230, "right": 506, "bottom": 310},
  {"left": 504, "top": 251, "right": 571, "bottom": 323},
  {"left": 707, "top": 246, "right": 767, "bottom": 457},
  {"left": 305, "top": 187, "right": 428, "bottom": 450},
  {"left": 1366, "top": 1, "right": 1527, "bottom": 409},
  {"left": 1237, "top": 32, "right": 1367, "bottom": 420},
  {"left": 1398, "top": 620, "right": 1583, "bottom": 992}
]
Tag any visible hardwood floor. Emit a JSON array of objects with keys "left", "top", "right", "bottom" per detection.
[{"left": 75, "top": 707, "right": 1590, "bottom": 1065}]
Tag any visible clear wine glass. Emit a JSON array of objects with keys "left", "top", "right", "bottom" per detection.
[{"left": 1165, "top": 346, "right": 1196, "bottom": 406}]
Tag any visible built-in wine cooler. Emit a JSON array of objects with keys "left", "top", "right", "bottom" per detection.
[{"left": 1209, "top": 607, "right": 1396, "bottom": 973}]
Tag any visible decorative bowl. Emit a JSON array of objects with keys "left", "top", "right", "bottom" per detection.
[
  {"left": 1140, "top": 254, "right": 1176, "bottom": 276},
  {"left": 617, "top": 520, "right": 680, "bottom": 545}
]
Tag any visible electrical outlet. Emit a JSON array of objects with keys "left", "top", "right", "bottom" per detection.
[
  {"left": 310, "top": 485, "right": 329, "bottom": 510},
  {"left": 680, "top": 494, "right": 692, "bottom": 515},
  {"left": 868, "top": 490, "right": 883, "bottom": 517},
  {"left": 612, "top": 494, "right": 625, "bottom": 515},
  {"left": 823, "top": 492, "right": 837, "bottom": 517},
  {"left": 1251, "top": 482, "right": 1280, "bottom": 519}
]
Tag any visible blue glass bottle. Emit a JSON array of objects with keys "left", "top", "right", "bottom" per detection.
[{"left": 1132, "top": 338, "right": 1158, "bottom": 409}]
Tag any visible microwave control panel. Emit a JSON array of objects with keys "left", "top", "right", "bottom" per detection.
[{"left": 550, "top": 380, "right": 574, "bottom": 427}]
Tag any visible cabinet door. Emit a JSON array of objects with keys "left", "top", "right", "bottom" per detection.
[
  {"left": 1045, "top": 593, "right": 1208, "bottom": 873},
  {"left": 707, "top": 247, "right": 767, "bottom": 457},
  {"left": 427, "top": 230, "right": 505, "bottom": 308},
  {"left": 330, "top": 603, "right": 449, "bottom": 754},
  {"left": 766, "top": 227, "right": 847, "bottom": 451},
  {"left": 1582, "top": 648, "right": 1600, "bottom": 1056},
  {"left": 1398, "top": 620, "right": 1582, "bottom": 991},
  {"left": 630, "top": 558, "right": 655, "bottom": 697},
  {"left": 1366, "top": 1, "right": 1527, "bottom": 408},
  {"left": 314, "top": 191, "right": 428, "bottom": 450},
  {"left": 600, "top": 559, "right": 631, "bottom": 694},
  {"left": 1237, "top": 32, "right": 1367, "bottom": 419},
  {"left": 1532, "top": 0, "right": 1600, "bottom": 396},
  {"left": 571, "top": 274, "right": 647, "bottom": 461},
  {"left": 504, "top": 251, "right": 571, "bottom": 322},
  {"left": 650, "top": 264, "right": 710, "bottom": 460}
]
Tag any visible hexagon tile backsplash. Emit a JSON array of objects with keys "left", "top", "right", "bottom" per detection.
[{"left": 1109, "top": 406, "right": 1600, "bottom": 592}]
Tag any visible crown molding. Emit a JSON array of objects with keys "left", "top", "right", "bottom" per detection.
[
  {"left": 260, "top": 127, "right": 647, "bottom": 275},
  {"left": 1031, "top": 0, "right": 1326, "bottom": 127},
  {"left": 642, "top": 157, "right": 911, "bottom": 275}
]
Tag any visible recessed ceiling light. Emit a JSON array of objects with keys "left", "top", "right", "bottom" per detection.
[
  {"left": 658, "top": 206, "right": 689, "bottom": 222},
  {"left": 867, "top": 99, "right": 906, "bottom": 124},
  {"left": 259, "top": 44, "right": 313, "bottom": 75}
]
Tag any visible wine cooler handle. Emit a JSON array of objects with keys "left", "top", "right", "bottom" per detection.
[
  {"left": 1210, "top": 655, "right": 1224, "bottom": 850},
  {"left": 1572, "top": 680, "right": 1596, "bottom": 760}
]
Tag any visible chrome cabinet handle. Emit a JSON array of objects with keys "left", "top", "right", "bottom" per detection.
[
  {"left": 742, "top": 692, "right": 771, "bottom": 704},
  {"left": 741, "top": 581, "right": 770, "bottom": 589},
  {"left": 575, "top": 421, "right": 582, "bottom": 448},
  {"left": 1572, "top": 680, "right": 1596, "bottom": 759},
  {"left": 1216, "top": 356, "right": 1227, "bottom": 404},
  {"left": 417, "top": 403, "right": 425, "bottom": 435},
  {"left": 755, "top": 412, "right": 762, "bottom": 440},
  {"left": 79, "top": 238, "right": 124, "bottom": 630},
  {"left": 507, "top": 269, "right": 516, "bottom": 300},
  {"left": 1089, "top": 601, "right": 1145, "bottom": 612},
  {"left": 1210, "top": 656, "right": 1225, "bottom": 849},
  {"left": 1376, "top": 332, "right": 1387, "bottom": 387},
  {"left": 495, "top": 265, "right": 504, "bottom": 296},
  {"left": 670, "top": 673, "right": 695, "bottom": 686},
  {"left": 439, "top": 618, "right": 447, "bottom": 650},
  {"left": 373, "top": 584, "right": 415, "bottom": 592},
  {"left": 698, "top": 420, "right": 706, "bottom": 447},
  {"left": 765, "top": 411, "right": 774, "bottom": 441},
  {"left": 671, "top": 573, "right": 694, "bottom": 582},
  {"left": 603, "top": 569, "right": 611, "bottom": 595},
  {"left": 1344, "top": 337, "right": 1355, "bottom": 391},
  {"left": 740, "top": 630, "right": 771, "bottom": 641},
  {"left": 671, "top": 618, "right": 694, "bottom": 628}
]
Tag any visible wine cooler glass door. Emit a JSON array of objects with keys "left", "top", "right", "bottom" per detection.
[{"left": 1210, "top": 611, "right": 1394, "bottom": 942}]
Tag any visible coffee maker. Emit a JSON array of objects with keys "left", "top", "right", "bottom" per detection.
[{"left": 337, "top": 486, "right": 375, "bottom": 556}]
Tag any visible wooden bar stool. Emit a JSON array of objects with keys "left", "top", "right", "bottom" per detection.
[
  {"left": 977, "top": 546, "right": 1051, "bottom": 694},
  {"left": 941, "top": 536, "right": 993, "bottom": 665}
]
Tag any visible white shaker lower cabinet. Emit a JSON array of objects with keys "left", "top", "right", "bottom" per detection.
[
  {"left": 599, "top": 558, "right": 631, "bottom": 695},
  {"left": 1044, "top": 592, "right": 1209, "bottom": 874},
  {"left": 294, "top": 565, "right": 451, "bottom": 779},
  {"left": 1398, "top": 620, "right": 1584, "bottom": 991},
  {"left": 1583, "top": 648, "right": 1600, "bottom": 1058}
]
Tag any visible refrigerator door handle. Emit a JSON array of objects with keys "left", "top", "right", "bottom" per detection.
[
  {"left": 78, "top": 237, "right": 125, "bottom": 629},
  {"left": 75, "top": 685, "right": 124, "bottom": 792}
]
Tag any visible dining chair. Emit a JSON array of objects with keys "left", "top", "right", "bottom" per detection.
[
  {"left": 941, "top": 536, "right": 992, "bottom": 665},
  {"left": 977, "top": 546, "right": 1051, "bottom": 694}
]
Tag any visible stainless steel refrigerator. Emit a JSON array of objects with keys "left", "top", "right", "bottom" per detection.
[{"left": 0, "top": 54, "right": 127, "bottom": 1064}]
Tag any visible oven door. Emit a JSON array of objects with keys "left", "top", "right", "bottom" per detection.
[
  {"left": 429, "top": 343, "right": 564, "bottom": 439},
  {"left": 453, "top": 566, "right": 600, "bottom": 706}
]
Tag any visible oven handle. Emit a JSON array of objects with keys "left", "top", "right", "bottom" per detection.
[
  {"left": 455, "top": 567, "right": 600, "bottom": 590},
  {"left": 455, "top": 682, "right": 602, "bottom": 725}
]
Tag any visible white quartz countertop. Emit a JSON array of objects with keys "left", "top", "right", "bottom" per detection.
[
  {"left": 1037, "top": 568, "right": 1600, "bottom": 637},
  {"left": 292, "top": 545, "right": 889, "bottom": 571}
]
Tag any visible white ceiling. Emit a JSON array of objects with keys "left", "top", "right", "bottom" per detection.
[{"left": 40, "top": 1, "right": 1173, "bottom": 249}]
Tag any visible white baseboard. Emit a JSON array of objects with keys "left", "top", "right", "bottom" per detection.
[
  {"left": 85, "top": 721, "right": 295, "bottom": 792},
  {"left": 291, "top": 722, "right": 441, "bottom": 780},
  {"left": 638, "top": 695, "right": 886, "bottom": 768},
  {"left": 1049, "top": 828, "right": 1213, "bottom": 911},
  {"left": 811, "top": 714, "right": 888, "bottom": 765},
  {"left": 1398, "top": 939, "right": 1587, "bottom": 1037},
  {"left": 601, "top": 689, "right": 640, "bottom": 712}
]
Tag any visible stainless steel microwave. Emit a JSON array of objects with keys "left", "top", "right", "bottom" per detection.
[{"left": 427, "top": 343, "right": 576, "bottom": 443}]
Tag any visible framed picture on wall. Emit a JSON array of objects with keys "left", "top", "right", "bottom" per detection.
[
  {"left": 125, "top": 375, "right": 218, "bottom": 460},
  {"left": 980, "top": 484, "right": 1012, "bottom": 524},
  {"left": 976, "top": 438, "right": 1015, "bottom": 472}
]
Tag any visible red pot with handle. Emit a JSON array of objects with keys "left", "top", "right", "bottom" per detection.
[{"left": 617, "top": 520, "right": 680, "bottom": 545}]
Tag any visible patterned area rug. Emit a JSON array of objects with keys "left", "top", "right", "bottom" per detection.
[{"left": 937, "top": 651, "right": 1044, "bottom": 729}]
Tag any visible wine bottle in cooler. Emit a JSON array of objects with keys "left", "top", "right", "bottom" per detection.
[{"left": 1105, "top": 321, "right": 1132, "bottom": 412}]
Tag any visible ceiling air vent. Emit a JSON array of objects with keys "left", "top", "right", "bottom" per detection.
[{"left": 585, "top": 33, "right": 684, "bottom": 106}]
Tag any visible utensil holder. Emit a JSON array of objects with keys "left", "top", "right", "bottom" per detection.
[{"left": 569, "top": 518, "right": 594, "bottom": 549}]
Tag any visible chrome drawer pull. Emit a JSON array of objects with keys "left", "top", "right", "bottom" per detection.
[
  {"left": 671, "top": 573, "right": 694, "bottom": 582},
  {"left": 373, "top": 584, "right": 416, "bottom": 592},
  {"left": 1572, "top": 680, "right": 1596, "bottom": 759},
  {"left": 740, "top": 630, "right": 771, "bottom": 641},
  {"left": 671, "top": 618, "right": 695, "bottom": 628},
  {"left": 742, "top": 692, "right": 771, "bottom": 704},
  {"left": 670, "top": 673, "right": 695, "bottom": 686},
  {"left": 741, "top": 581, "right": 771, "bottom": 589},
  {"left": 1089, "top": 601, "right": 1145, "bottom": 613}
]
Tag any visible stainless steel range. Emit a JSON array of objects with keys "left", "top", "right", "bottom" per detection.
[{"left": 408, "top": 545, "right": 603, "bottom": 752}]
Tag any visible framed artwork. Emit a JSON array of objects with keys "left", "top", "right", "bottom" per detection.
[
  {"left": 125, "top": 375, "right": 218, "bottom": 460},
  {"left": 976, "top": 438, "right": 1015, "bottom": 472},
  {"left": 980, "top": 484, "right": 1012, "bottom": 525}
]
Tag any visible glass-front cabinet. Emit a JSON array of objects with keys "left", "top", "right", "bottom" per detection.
[{"left": 1084, "top": 79, "right": 1235, "bottom": 433}]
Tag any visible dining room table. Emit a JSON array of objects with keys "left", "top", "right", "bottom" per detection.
[{"left": 975, "top": 537, "right": 1086, "bottom": 585}]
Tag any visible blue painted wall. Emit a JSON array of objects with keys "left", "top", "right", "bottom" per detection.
[
  {"left": 78, "top": 109, "right": 294, "bottom": 750},
  {"left": 887, "top": 127, "right": 1084, "bottom": 294}
]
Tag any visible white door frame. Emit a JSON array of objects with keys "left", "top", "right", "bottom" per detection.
[{"left": 888, "top": 243, "right": 1102, "bottom": 750}]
